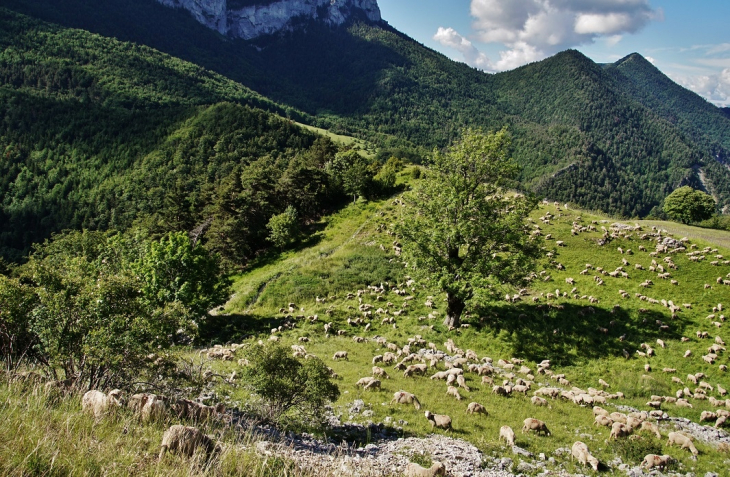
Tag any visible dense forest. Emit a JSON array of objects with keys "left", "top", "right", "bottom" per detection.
[{"left": 2, "top": 1, "right": 730, "bottom": 261}]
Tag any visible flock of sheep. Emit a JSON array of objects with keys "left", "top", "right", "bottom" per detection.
[{"left": 81, "top": 388, "right": 225, "bottom": 462}]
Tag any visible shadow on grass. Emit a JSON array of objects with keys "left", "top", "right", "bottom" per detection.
[
  {"left": 198, "top": 312, "right": 291, "bottom": 345},
  {"left": 473, "top": 302, "right": 689, "bottom": 366}
]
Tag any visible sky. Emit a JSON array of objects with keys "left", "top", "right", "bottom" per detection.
[{"left": 377, "top": 0, "right": 730, "bottom": 107}]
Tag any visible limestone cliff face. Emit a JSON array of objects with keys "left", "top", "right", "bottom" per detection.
[{"left": 156, "top": 0, "right": 381, "bottom": 39}]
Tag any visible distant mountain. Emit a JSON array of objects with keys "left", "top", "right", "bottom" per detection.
[{"left": 3, "top": 0, "right": 730, "bottom": 252}]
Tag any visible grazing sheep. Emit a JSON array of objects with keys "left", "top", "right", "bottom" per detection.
[
  {"left": 466, "top": 402, "right": 488, "bottom": 415},
  {"left": 390, "top": 391, "right": 421, "bottom": 410},
  {"left": 571, "top": 441, "right": 599, "bottom": 471},
  {"left": 594, "top": 415, "right": 613, "bottom": 427},
  {"left": 158, "top": 425, "right": 220, "bottom": 461},
  {"left": 667, "top": 432, "right": 698, "bottom": 455},
  {"left": 456, "top": 374, "right": 471, "bottom": 391},
  {"left": 531, "top": 396, "right": 548, "bottom": 407},
  {"left": 372, "top": 366, "right": 390, "bottom": 379},
  {"left": 609, "top": 422, "right": 631, "bottom": 439},
  {"left": 82, "top": 389, "right": 123, "bottom": 419},
  {"left": 332, "top": 351, "right": 348, "bottom": 361},
  {"left": 639, "top": 421, "right": 662, "bottom": 439},
  {"left": 404, "top": 462, "right": 446, "bottom": 477},
  {"left": 641, "top": 454, "right": 674, "bottom": 471},
  {"left": 522, "top": 418, "right": 550, "bottom": 436},
  {"left": 499, "top": 425, "right": 516, "bottom": 446},
  {"left": 425, "top": 410, "right": 452, "bottom": 430},
  {"left": 446, "top": 386, "right": 463, "bottom": 400}
]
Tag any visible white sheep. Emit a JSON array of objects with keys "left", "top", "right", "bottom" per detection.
[
  {"left": 609, "top": 422, "right": 630, "bottom": 439},
  {"left": 571, "top": 441, "right": 599, "bottom": 471},
  {"left": 466, "top": 402, "right": 488, "bottom": 415},
  {"left": 667, "top": 431, "right": 698, "bottom": 456},
  {"left": 641, "top": 454, "right": 674, "bottom": 471},
  {"left": 424, "top": 410, "right": 452, "bottom": 430},
  {"left": 158, "top": 425, "right": 220, "bottom": 461},
  {"left": 446, "top": 385, "right": 463, "bottom": 400},
  {"left": 390, "top": 391, "right": 421, "bottom": 410},
  {"left": 82, "top": 389, "right": 122, "bottom": 419},
  {"left": 404, "top": 461, "right": 446, "bottom": 477},
  {"left": 499, "top": 425, "right": 516, "bottom": 446},
  {"left": 141, "top": 394, "right": 167, "bottom": 422},
  {"left": 522, "top": 418, "right": 550, "bottom": 435},
  {"left": 332, "top": 351, "right": 348, "bottom": 360}
]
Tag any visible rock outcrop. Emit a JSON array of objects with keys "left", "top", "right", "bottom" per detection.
[{"left": 156, "top": 0, "right": 381, "bottom": 39}]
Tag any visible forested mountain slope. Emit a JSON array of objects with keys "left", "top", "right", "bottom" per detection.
[{"left": 0, "top": 9, "right": 342, "bottom": 262}]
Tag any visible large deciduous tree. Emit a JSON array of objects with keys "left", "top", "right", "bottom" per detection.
[
  {"left": 663, "top": 186, "right": 716, "bottom": 224},
  {"left": 397, "top": 128, "right": 541, "bottom": 328}
]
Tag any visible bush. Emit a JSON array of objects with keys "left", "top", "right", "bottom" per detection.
[
  {"left": 266, "top": 206, "right": 300, "bottom": 249},
  {"left": 663, "top": 186, "right": 716, "bottom": 224},
  {"left": 608, "top": 435, "right": 663, "bottom": 464},
  {"left": 241, "top": 343, "right": 340, "bottom": 425}
]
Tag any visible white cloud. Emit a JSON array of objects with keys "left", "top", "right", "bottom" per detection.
[
  {"left": 672, "top": 69, "right": 730, "bottom": 107},
  {"left": 645, "top": 56, "right": 656, "bottom": 64},
  {"left": 467, "top": 0, "right": 662, "bottom": 71},
  {"left": 433, "top": 27, "right": 493, "bottom": 71}
]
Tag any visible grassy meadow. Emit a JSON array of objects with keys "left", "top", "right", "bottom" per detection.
[{"left": 3, "top": 170, "right": 730, "bottom": 475}]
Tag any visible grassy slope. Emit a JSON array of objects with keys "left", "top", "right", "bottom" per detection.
[{"left": 210, "top": 180, "right": 730, "bottom": 474}]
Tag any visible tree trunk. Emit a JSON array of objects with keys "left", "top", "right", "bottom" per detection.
[{"left": 443, "top": 291, "right": 465, "bottom": 328}]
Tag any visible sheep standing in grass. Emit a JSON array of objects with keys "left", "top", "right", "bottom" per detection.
[
  {"left": 404, "top": 461, "right": 446, "bottom": 477},
  {"left": 446, "top": 386, "right": 463, "bottom": 400},
  {"left": 332, "top": 351, "right": 348, "bottom": 360},
  {"left": 425, "top": 411, "right": 452, "bottom": 430},
  {"left": 609, "top": 422, "right": 631, "bottom": 439},
  {"left": 522, "top": 418, "right": 550, "bottom": 436},
  {"left": 466, "top": 402, "right": 488, "bottom": 415},
  {"left": 641, "top": 454, "right": 674, "bottom": 471},
  {"left": 390, "top": 391, "right": 421, "bottom": 410},
  {"left": 667, "top": 432, "right": 699, "bottom": 456},
  {"left": 158, "top": 425, "right": 220, "bottom": 461},
  {"left": 571, "top": 441, "right": 599, "bottom": 471},
  {"left": 141, "top": 394, "right": 167, "bottom": 422},
  {"left": 499, "top": 425, "right": 516, "bottom": 446},
  {"left": 82, "top": 389, "right": 123, "bottom": 419}
]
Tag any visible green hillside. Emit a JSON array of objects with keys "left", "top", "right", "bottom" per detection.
[
  {"left": 0, "top": 8, "right": 383, "bottom": 262},
  {"left": 6, "top": 0, "right": 730, "bottom": 220}
]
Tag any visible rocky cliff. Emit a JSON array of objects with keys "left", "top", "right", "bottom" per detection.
[{"left": 156, "top": 0, "right": 381, "bottom": 39}]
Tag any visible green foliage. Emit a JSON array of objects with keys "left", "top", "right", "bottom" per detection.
[
  {"left": 135, "top": 232, "right": 231, "bottom": 318},
  {"left": 607, "top": 435, "right": 663, "bottom": 464},
  {"left": 326, "top": 149, "right": 376, "bottom": 202},
  {"left": 267, "top": 205, "right": 300, "bottom": 249},
  {"left": 241, "top": 342, "right": 340, "bottom": 424},
  {"left": 16, "top": 231, "right": 195, "bottom": 387},
  {"left": 0, "top": 275, "right": 37, "bottom": 371},
  {"left": 397, "top": 129, "right": 542, "bottom": 327},
  {"left": 374, "top": 156, "right": 402, "bottom": 192},
  {"left": 663, "top": 186, "right": 716, "bottom": 224}
]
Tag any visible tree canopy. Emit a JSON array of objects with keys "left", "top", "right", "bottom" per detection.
[
  {"left": 397, "top": 128, "right": 542, "bottom": 328},
  {"left": 663, "top": 186, "right": 716, "bottom": 224}
]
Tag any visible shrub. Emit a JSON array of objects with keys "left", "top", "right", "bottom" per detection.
[
  {"left": 241, "top": 343, "right": 340, "bottom": 425},
  {"left": 266, "top": 206, "right": 300, "bottom": 249},
  {"left": 608, "top": 435, "right": 662, "bottom": 464}
]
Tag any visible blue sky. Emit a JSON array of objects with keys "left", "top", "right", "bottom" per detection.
[{"left": 377, "top": 0, "right": 730, "bottom": 106}]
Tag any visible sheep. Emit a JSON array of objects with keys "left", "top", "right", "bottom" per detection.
[
  {"left": 609, "top": 422, "right": 631, "bottom": 439},
  {"left": 332, "top": 351, "right": 348, "bottom": 361},
  {"left": 667, "top": 432, "right": 698, "bottom": 456},
  {"left": 598, "top": 378, "right": 610, "bottom": 388},
  {"left": 466, "top": 402, "right": 488, "bottom": 415},
  {"left": 500, "top": 425, "right": 516, "bottom": 446},
  {"left": 141, "top": 394, "right": 167, "bottom": 422},
  {"left": 425, "top": 410, "right": 452, "bottom": 430},
  {"left": 525, "top": 396, "right": 549, "bottom": 410},
  {"left": 404, "top": 462, "right": 446, "bottom": 477},
  {"left": 372, "top": 366, "right": 390, "bottom": 379},
  {"left": 446, "top": 386, "right": 463, "bottom": 400},
  {"left": 594, "top": 415, "right": 613, "bottom": 427},
  {"left": 641, "top": 454, "right": 674, "bottom": 471},
  {"left": 82, "top": 389, "right": 122, "bottom": 419},
  {"left": 571, "top": 441, "right": 599, "bottom": 471},
  {"left": 158, "top": 425, "right": 220, "bottom": 461},
  {"left": 522, "top": 418, "right": 550, "bottom": 436},
  {"left": 456, "top": 374, "right": 471, "bottom": 391},
  {"left": 639, "top": 421, "right": 662, "bottom": 439},
  {"left": 390, "top": 391, "right": 421, "bottom": 410}
]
